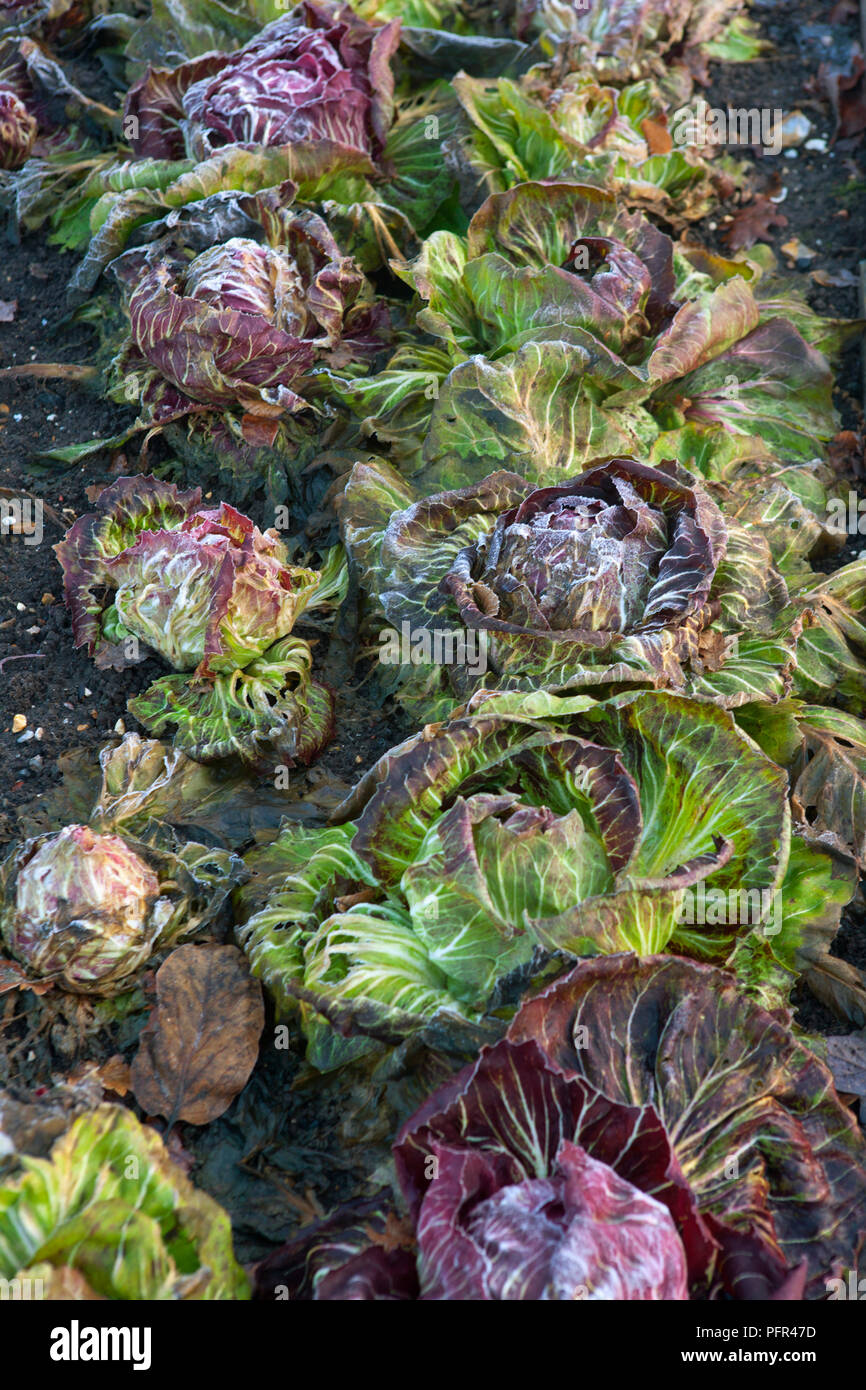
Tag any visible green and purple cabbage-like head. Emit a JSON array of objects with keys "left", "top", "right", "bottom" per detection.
[
  {"left": 342, "top": 449, "right": 866, "bottom": 722},
  {"left": 55, "top": 475, "right": 339, "bottom": 768},
  {"left": 254, "top": 954, "right": 866, "bottom": 1300},
  {"left": 235, "top": 687, "right": 854, "bottom": 1067},
  {"left": 111, "top": 198, "right": 389, "bottom": 442},
  {"left": 338, "top": 179, "right": 839, "bottom": 484},
  {"left": 124, "top": 2, "right": 401, "bottom": 163},
  {"left": 55, "top": 474, "right": 320, "bottom": 675},
  {"left": 0, "top": 823, "right": 243, "bottom": 994},
  {"left": 435, "top": 457, "right": 725, "bottom": 695}
]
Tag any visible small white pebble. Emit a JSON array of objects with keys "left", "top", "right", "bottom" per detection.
[
  {"left": 784, "top": 149, "right": 798, "bottom": 160},
  {"left": 114, "top": 718, "right": 126, "bottom": 734},
  {"left": 15, "top": 602, "right": 25, "bottom": 611},
  {"left": 12, "top": 413, "right": 22, "bottom": 421},
  {"left": 83, "top": 686, "right": 92, "bottom": 696},
  {"left": 16, "top": 729, "right": 34, "bottom": 743},
  {"left": 35, "top": 727, "right": 43, "bottom": 740}
]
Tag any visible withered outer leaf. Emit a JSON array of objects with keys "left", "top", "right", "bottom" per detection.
[{"left": 130, "top": 943, "right": 264, "bottom": 1126}]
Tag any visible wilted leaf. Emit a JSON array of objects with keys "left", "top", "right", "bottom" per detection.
[
  {"left": 0, "top": 959, "right": 53, "bottom": 995},
  {"left": 130, "top": 944, "right": 264, "bottom": 1125},
  {"left": 826, "top": 1031, "right": 866, "bottom": 1107},
  {"left": 723, "top": 196, "right": 788, "bottom": 251},
  {"left": 819, "top": 52, "right": 866, "bottom": 146},
  {"left": 96, "top": 1055, "right": 131, "bottom": 1097}
]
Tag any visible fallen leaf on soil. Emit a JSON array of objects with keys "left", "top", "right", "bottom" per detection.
[
  {"left": 130, "top": 944, "right": 265, "bottom": 1126},
  {"left": 811, "top": 267, "right": 860, "bottom": 287},
  {"left": 96, "top": 1053, "right": 131, "bottom": 1096},
  {"left": 723, "top": 196, "right": 788, "bottom": 251},
  {"left": 803, "top": 953, "right": 866, "bottom": 1028},
  {"left": 818, "top": 52, "right": 866, "bottom": 146},
  {"left": 828, "top": 0, "right": 856, "bottom": 19},
  {"left": 826, "top": 1031, "right": 866, "bottom": 1106},
  {"left": 0, "top": 299, "right": 18, "bottom": 322},
  {"left": 827, "top": 429, "right": 866, "bottom": 478}
]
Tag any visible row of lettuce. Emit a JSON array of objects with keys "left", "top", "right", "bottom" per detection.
[{"left": 1, "top": 0, "right": 866, "bottom": 1301}]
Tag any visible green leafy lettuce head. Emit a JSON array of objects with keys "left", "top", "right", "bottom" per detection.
[
  {"left": 0, "top": 1105, "right": 249, "bottom": 1298},
  {"left": 448, "top": 71, "right": 742, "bottom": 227},
  {"left": 256, "top": 954, "right": 865, "bottom": 1301},
  {"left": 337, "top": 180, "right": 840, "bottom": 483},
  {"left": 235, "top": 689, "right": 848, "bottom": 1068},
  {"left": 0, "top": 823, "right": 243, "bottom": 994}
]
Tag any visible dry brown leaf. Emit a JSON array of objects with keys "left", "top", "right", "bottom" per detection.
[
  {"left": 130, "top": 944, "right": 264, "bottom": 1126},
  {"left": 364, "top": 1211, "right": 417, "bottom": 1253},
  {"left": 804, "top": 954, "right": 866, "bottom": 1028},
  {"left": 640, "top": 115, "right": 672, "bottom": 154},
  {"left": 722, "top": 196, "right": 788, "bottom": 251},
  {"left": 819, "top": 52, "right": 866, "bottom": 146},
  {"left": 97, "top": 1053, "right": 131, "bottom": 1096}
]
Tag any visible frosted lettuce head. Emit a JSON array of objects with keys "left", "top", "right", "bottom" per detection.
[{"left": 1, "top": 823, "right": 242, "bottom": 994}]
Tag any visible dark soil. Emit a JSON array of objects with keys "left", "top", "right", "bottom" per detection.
[{"left": 0, "top": 0, "right": 865, "bottom": 1264}]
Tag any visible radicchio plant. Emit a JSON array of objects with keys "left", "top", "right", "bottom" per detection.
[
  {"left": 235, "top": 689, "right": 854, "bottom": 1069},
  {"left": 253, "top": 955, "right": 866, "bottom": 1300},
  {"left": 0, "top": 823, "right": 242, "bottom": 994},
  {"left": 514, "top": 0, "right": 765, "bottom": 81},
  {"left": 55, "top": 475, "right": 340, "bottom": 767},
  {"left": 335, "top": 181, "right": 845, "bottom": 485},
  {"left": 108, "top": 186, "right": 390, "bottom": 447},
  {"left": 339, "top": 454, "right": 866, "bottom": 731},
  {"left": 449, "top": 71, "right": 741, "bottom": 226},
  {"left": 0, "top": 34, "right": 112, "bottom": 170},
  {"left": 0, "top": 1106, "right": 249, "bottom": 1298},
  {"left": 125, "top": 3, "right": 401, "bottom": 164}
]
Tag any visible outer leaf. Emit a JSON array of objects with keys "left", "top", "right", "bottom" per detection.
[{"left": 508, "top": 954, "right": 866, "bottom": 1295}]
